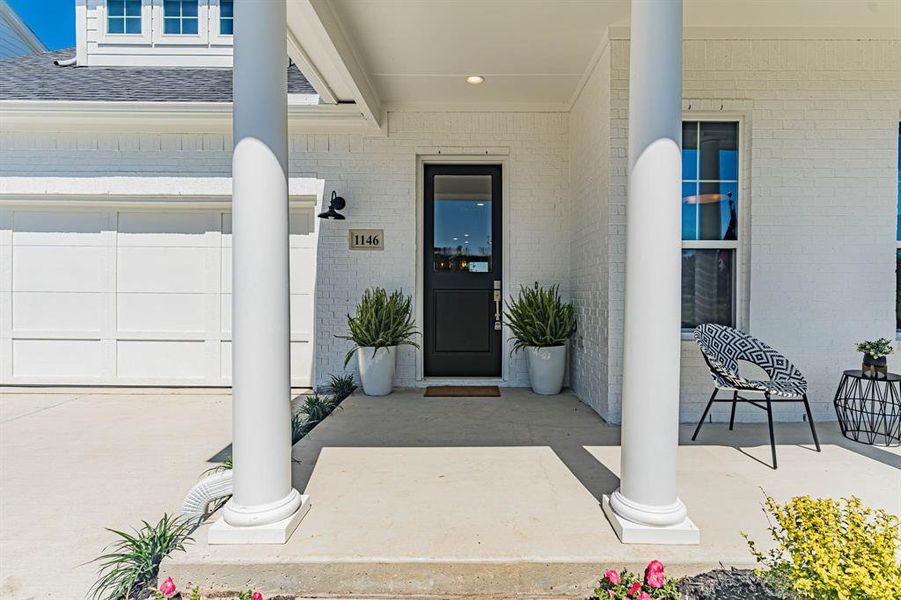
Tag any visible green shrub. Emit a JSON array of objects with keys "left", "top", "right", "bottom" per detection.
[
  {"left": 328, "top": 373, "right": 358, "bottom": 400},
  {"left": 89, "top": 514, "right": 192, "bottom": 600},
  {"left": 291, "top": 411, "right": 307, "bottom": 444},
  {"left": 744, "top": 494, "right": 901, "bottom": 600},
  {"left": 338, "top": 288, "right": 418, "bottom": 366},
  {"left": 504, "top": 283, "right": 576, "bottom": 352},
  {"left": 300, "top": 393, "right": 336, "bottom": 426}
]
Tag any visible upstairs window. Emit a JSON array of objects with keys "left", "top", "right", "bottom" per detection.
[
  {"left": 681, "top": 120, "right": 740, "bottom": 330},
  {"left": 219, "top": 0, "right": 233, "bottom": 35},
  {"left": 163, "top": 0, "right": 199, "bottom": 35},
  {"left": 108, "top": 0, "right": 142, "bottom": 34}
]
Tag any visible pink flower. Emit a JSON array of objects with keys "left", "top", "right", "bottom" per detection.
[
  {"left": 645, "top": 569, "right": 665, "bottom": 588},
  {"left": 644, "top": 560, "right": 665, "bottom": 588},
  {"left": 252, "top": 593, "right": 263, "bottom": 600},
  {"left": 604, "top": 569, "right": 621, "bottom": 585},
  {"left": 628, "top": 582, "right": 642, "bottom": 596},
  {"left": 636, "top": 593, "right": 651, "bottom": 600},
  {"left": 158, "top": 577, "right": 177, "bottom": 598},
  {"left": 646, "top": 559, "right": 664, "bottom": 575},
  {"left": 607, "top": 592, "right": 615, "bottom": 598}
]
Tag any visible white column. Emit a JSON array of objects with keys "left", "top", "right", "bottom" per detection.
[
  {"left": 209, "top": 0, "right": 309, "bottom": 545},
  {"left": 602, "top": 0, "right": 698, "bottom": 545}
]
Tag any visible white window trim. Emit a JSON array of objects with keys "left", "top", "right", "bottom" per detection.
[
  {"left": 208, "top": 0, "right": 232, "bottom": 45},
  {"left": 152, "top": 0, "right": 209, "bottom": 45},
  {"left": 97, "top": 0, "right": 152, "bottom": 45},
  {"left": 680, "top": 113, "right": 750, "bottom": 337}
]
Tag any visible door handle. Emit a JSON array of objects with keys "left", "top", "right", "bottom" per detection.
[{"left": 493, "top": 280, "right": 502, "bottom": 330}]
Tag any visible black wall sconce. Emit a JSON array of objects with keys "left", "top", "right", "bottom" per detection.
[{"left": 317, "top": 191, "right": 346, "bottom": 220}]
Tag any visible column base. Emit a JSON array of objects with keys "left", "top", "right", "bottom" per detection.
[
  {"left": 209, "top": 494, "right": 310, "bottom": 545},
  {"left": 602, "top": 495, "right": 699, "bottom": 545}
]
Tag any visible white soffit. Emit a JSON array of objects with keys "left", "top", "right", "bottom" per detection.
[
  {"left": 292, "top": 0, "right": 900, "bottom": 113},
  {"left": 328, "top": 0, "right": 623, "bottom": 111}
]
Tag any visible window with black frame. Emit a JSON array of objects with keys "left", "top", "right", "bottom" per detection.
[{"left": 681, "top": 121, "right": 739, "bottom": 330}]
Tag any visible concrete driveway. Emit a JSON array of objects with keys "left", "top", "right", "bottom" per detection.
[{"left": 0, "top": 389, "right": 232, "bottom": 599}]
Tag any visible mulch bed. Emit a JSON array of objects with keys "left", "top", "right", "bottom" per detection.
[{"left": 677, "top": 568, "right": 789, "bottom": 599}]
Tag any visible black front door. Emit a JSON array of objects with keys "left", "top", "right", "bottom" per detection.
[{"left": 423, "top": 164, "right": 502, "bottom": 377}]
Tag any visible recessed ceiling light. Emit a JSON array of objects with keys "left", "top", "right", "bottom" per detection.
[{"left": 466, "top": 75, "right": 485, "bottom": 85}]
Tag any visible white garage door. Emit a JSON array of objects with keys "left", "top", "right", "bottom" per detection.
[{"left": 0, "top": 204, "right": 317, "bottom": 386}]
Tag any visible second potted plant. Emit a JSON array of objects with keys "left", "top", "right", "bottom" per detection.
[
  {"left": 856, "top": 337, "right": 893, "bottom": 379},
  {"left": 505, "top": 284, "right": 576, "bottom": 395},
  {"left": 339, "top": 288, "right": 418, "bottom": 396}
]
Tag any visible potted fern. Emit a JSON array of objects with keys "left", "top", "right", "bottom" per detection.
[
  {"left": 505, "top": 284, "right": 576, "bottom": 395},
  {"left": 338, "top": 288, "right": 418, "bottom": 396}
]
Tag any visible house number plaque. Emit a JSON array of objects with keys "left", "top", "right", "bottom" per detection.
[{"left": 349, "top": 229, "right": 384, "bottom": 250}]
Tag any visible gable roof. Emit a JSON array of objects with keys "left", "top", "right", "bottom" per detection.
[
  {"left": 0, "top": 0, "right": 47, "bottom": 59},
  {"left": 0, "top": 48, "right": 316, "bottom": 102}
]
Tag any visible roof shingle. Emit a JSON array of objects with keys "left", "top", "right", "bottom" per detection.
[{"left": 0, "top": 48, "right": 316, "bottom": 102}]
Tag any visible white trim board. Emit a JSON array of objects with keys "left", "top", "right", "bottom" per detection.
[
  {"left": 0, "top": 176, "right": 324, "bottom": 202},
  {"left": 0, "top": 102, "right": 372, "bottom": 134}
]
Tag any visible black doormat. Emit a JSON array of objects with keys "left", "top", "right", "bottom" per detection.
[{"left": 423, "top": 385, "right": 501, "bottom": 397}]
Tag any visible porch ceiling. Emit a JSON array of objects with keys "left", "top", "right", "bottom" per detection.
[{"left": 287, "top": 0, "right": 901, "bottom": 116}]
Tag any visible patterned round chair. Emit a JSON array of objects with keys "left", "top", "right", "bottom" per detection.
[{"left": 692, "top": 323, "right": 820, "bottom": 469}]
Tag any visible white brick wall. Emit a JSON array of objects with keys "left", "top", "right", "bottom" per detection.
[
  {"left": 601, "top": 36, "right": 901, "bottom": 423},
  {"left": 568, "top": 40, "right": 611, "bottom": 419}
]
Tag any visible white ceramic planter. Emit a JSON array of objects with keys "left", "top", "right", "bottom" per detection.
[
  {"left": 526, "top": 345, "right": 566, "bottom": 395},
  {"left": 357, "top": 346, "right": 396, "bottom": 396}
]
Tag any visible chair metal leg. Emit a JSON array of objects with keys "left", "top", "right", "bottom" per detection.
[
  {"left": 765, "top": 392, "right": 777, "bottom": 469},
  {"left": 802, "top": 393, "right": 821, "bottom": 452},
  {"left": 729, "top": 391, "right": 738, "bottom": 430},
  {"left": 692, "top": 388, "right": 718, "bottom": 441}
]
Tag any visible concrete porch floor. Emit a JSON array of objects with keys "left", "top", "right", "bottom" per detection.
[{"left": 165, "top": 388, "right": 901, "bottom": 598}]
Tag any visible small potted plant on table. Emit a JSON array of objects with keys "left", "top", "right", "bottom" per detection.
[
  {"left": 339, "top": 288, "right": 418, "bottom": 396},
  {"left": 856, "top": 337, "right": 893, "bottom": 379},
  {"left": 505, "top": 283, "right": 576, "bottom": 395}
]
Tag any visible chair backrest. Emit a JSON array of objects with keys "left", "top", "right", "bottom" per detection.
[{"left": 694, "top": 324, "right": 805, "bottom": 389}]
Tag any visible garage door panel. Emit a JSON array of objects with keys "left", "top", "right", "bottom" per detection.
[
  {"left": 117, "top": 211, "right": 216, "bottom": 246},
  {"left": 290, "top": 341, "right": 314, "bottom": 384},
  {"left": 12, "top": 339, "right": 103, "bottom": 378},
  {"left": 117, "top": 246, "right": 214, "bottom": 293},
  {"left": 290, "top": 294, "right": 314, "bottom": 338},
  {"left": 12, "top": 210, "right": 106, "bottom": 245},
  {"left": 12, "top": 292, "right": 104, "bottom": 334},
  {"left": 3, "top": 202, "right": 316, "bottom": 386},
  {"left": 117, "top": 293, "right": 207, "bottom": 335},
  {"left": 13, "top": 245, "right": 107, "bottom": 292},
  {"left": 0, "top": 240, "right": 10, "bottom": 293},
  {"left": 220, "top": 250, "right": 232, "bottom": 293},
  {"left": 289, "top": 249, "right": 316, "bottom": 293},
  {"left": 117, "top": 340, "right": 206, "bottom": 379}
]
